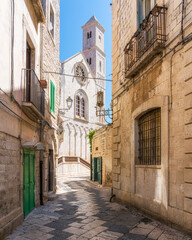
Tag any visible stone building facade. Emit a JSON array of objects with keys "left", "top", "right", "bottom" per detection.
[
  {"left": 57, "top": 16, "right": 106, "bottom": 176},
  {"left": 92, "top": 124, "right": 113, "bottom": 186},
  {"left": 111, "top": 0, "right": 192, "bottom": 233},
  {"left": 40, "top": 0, "right": 60, "bottom": 203},
  {"left": 0, "top": 0, "right": 60, "bottom": 238}
]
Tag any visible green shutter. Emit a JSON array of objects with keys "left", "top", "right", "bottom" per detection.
[{"left": 50, "top": 80, "right": 55, "bottom": 113}]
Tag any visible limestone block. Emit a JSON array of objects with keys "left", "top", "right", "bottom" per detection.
[
  {"left": 185, "top": 93, "right": 192, "bottom": 110},
  {"left": 113, "top": 173, "right": 119, "bottom": 182},
  {"left": 113, "top": 165, "right": 121, "bottom": 174},
  {"left": 184, "top": 123, "right": 192, "bottom": 138},
  {"left": 113, "top": 119, "right": 121, "bottom": 129},
  {"left": 185, "top": 48, "right": 192, "bottom": 67},
  {"left": 113, "top": 143, "right": 118, "bottom": 151},
  {"left": 113, "top": 135, "right": 121, "bottom": 143},
  {"left": 184, "top": 108, "right": 192, "bottom": 124},
  {"left": 184, "top": 211, "right": 192, "bottom": 231},
  {"left": 113, "top": 128, "right": 118, "bottom": 136},
  {"left": 113, "top": 180, "right": 121, "bottom": 190},
  {"left": 184, "top": 79, "right": 192, "bottom": 96},
  {"left": 184, "top": 169, "right": 192, "bottom": 183},
  {"left": 113, "top": 112, "right": 118, "bottom": 121},
  {"left": 184, "top": 154, "right": 192, "bottom": 168},
  {"left": 184, "top": 183, "right": 192, "bottom": 198},
  {"left": 184, "top": 139, "right": 192, "bottom": 153},
  {"left": 113, "top": 151, "right": 121, "bottom": 159}
]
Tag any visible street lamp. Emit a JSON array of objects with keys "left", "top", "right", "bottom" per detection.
[
  {"left": 66, "top": 96, "right": 73, "bottom": 109},
  {"left": 59, "top": 96, "right": 73, "bottom": 113}
]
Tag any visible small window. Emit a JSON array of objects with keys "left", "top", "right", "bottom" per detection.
[
  {"left": 75, "top": 92, "right": 87, "bottom": 120},
  {"left": 50, "top": 5, "right": 54, "bottom": 38},
  {"left": 87, "top": 32, "right": 90, "bottom": 39},
  {"left": 76, "top": 95, "right": 80, "bottom": 116},
  {"left": 99, "top": 35, "right": 101, "bottom": 42},
  {"left": 81, "top": 99, "right": 85, "bottom": 118},
  {"left": 89, "top": 58, "right": 92, "bottom": 65},
  {"left": 50, "top": 80, "right": 55, "bottom": 113},
  {"left": 90, "top": 31, "right": 92, "bottom": 38},
  {"left": 137, "top": 108, "right": 161, "bottom": 165},
  {"left": 99, "top": 61, "right": 102, "bottom": 72}
]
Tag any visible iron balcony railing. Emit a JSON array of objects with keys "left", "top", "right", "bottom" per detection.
[
  {"left": 124, "top": 5, "right": 167, "bottom": 77},
  {"left": 23, "top": 69, "right": 45, "bottom": 116}
]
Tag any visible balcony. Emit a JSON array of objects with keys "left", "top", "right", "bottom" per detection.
[
  {"left": 22, "top": 69, "right": 45, "bottom": 121},
  {"left": 124, "top": 5, "right": 167, "bottom": 78}
]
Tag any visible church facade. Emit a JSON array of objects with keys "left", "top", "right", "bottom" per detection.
[{"left": 57, "top": 16, "right": 106, "bottom": 176}]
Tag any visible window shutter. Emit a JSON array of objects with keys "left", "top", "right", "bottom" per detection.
[
  {"left": 53, "top": 83, "right": 55, "bottom": 113},
  {"left": 50, "top": 80, "right": 55, "bottom": 113}
]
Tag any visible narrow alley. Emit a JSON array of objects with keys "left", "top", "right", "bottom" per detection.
[{"left": 6, "top": 177, "right": 191, "bottom": 240}]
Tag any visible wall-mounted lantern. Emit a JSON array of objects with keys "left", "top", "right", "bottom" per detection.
[
  {"left": 59, "top": 96, "right": 73, "bottom": 113},
  {"left": 97, "top": 91, "right": 104, "bottom": 107}
]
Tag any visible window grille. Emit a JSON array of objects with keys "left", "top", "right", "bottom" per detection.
[{"left": 137, "top": 108, "right": 161, "bottom": 165}]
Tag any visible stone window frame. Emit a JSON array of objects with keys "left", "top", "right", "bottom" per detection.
[
  {"left": 136, "top": 108, "right": 161, "bottom": 166},
  {"left": 49, "top": 1, "right": 55, "bottom": 39},
  {"left": 130, "top": 95, "right": 169, "bottom": 208},
  {"left": 74, "top": 90, "right": 89, "bottom": 122}
]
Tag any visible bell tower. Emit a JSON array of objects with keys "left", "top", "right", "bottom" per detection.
[{"left": 81, "top": 16, "right": 106, "bottom": 82}]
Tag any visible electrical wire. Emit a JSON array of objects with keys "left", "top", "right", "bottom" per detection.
[{"left": 43, "top": 70, "right": 112, "bottom": 82}]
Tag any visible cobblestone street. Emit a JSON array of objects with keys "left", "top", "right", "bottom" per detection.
[{"left": 6, "top": 177, "right": 192, "bottom": 240}]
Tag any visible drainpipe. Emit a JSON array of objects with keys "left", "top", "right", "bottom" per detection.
[
  {"left": 181, "top": 0, "right": 185, "bottom": 42},
  {"left": 11, "top": 0, "right": 15, "bottom": 99}
]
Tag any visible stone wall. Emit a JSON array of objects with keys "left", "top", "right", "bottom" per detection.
[
  {"left": 92, "top": 124, "right": 113, "bottom": 186},
  {"left": 111, "top": 0, "right": 192, "bottom": 233},
  {"left": 0, "top": 132, "right": 23, "bottom": 239},
  {"left": 40, "top": 0, "right": 60, "bottom": 201}
]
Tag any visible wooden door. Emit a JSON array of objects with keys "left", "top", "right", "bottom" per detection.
[
  {"left": 23, "top": 149, "right": 35, "bottom": 217},
  {"left": 97, "top": 157, "right": 102, "bottom": 185}
]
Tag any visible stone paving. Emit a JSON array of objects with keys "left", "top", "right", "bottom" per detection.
[{"left": 6, "top": 177, "right": 192, "bottom": 240}]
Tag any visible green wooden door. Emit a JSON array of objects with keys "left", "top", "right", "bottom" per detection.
[
  {"left": 97, "top": 157, "right": 102, "bottom": 185},
  {"left": 23, "top": 149, "right": 35, "bottom": 217},
  {"left": 92, "top": 157, "right": 102, "bottom": 184}
]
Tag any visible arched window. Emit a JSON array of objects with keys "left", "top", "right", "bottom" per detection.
[
  {"left": 76, "top": 95, "right": 80, "bottom": 116},
  {"left": 87, "top": 32, "right": 90, "bottom": 39},
  {"left": 75, "top": 92, "right": 88, "bottom": 120},
  {"left": 81, "top": 99, "right": 85, "bottom": 118}
]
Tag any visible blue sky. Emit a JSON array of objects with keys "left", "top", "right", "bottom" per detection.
[{"left": 60, "top": 0, "right": 112, "bottom": 123}]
